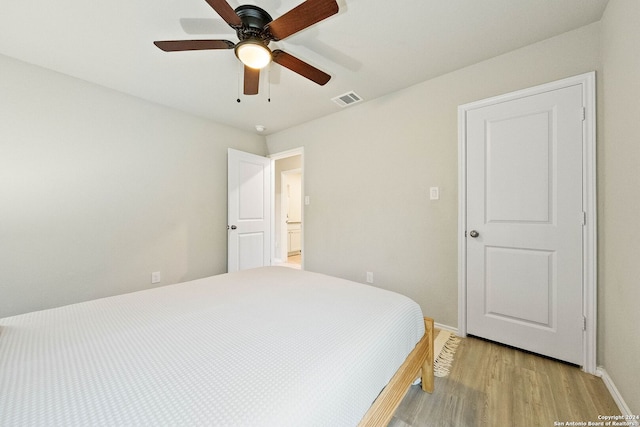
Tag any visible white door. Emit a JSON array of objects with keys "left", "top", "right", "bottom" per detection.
[
  {"left": 465, "top": 84, "right": 585, "bottom": 364},
  {"left": 227, "top": 149, "right": 271, "bottom": 272}
]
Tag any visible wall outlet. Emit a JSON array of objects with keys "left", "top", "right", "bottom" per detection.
[
  {"left": 366, "top": 272, "right": 374, "bottom": 284},
  {"left": 151, "top": 271, "right": 161, "bottom": 284},
  {"left": 430, "top": 187, "right": 440, "bottom": 200}
]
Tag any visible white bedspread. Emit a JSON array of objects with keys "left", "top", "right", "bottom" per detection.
[{"left": 0, "top": 267, "right": 424, "bottom": 426}]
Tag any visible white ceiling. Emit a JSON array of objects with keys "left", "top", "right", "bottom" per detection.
[{"left": 0, "top": 0, "right": 608, "bottom": 135}]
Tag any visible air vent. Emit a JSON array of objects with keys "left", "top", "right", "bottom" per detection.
[{"left": 331, "top": 91, "right": 363, "bottom": 108}]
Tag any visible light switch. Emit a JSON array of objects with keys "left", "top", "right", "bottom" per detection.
[
  {"left": 304, "top": 196, "right": 310, "bottom": 205},
  {"left": 430, "top": 187, "right": 440, "bottom": 200}
]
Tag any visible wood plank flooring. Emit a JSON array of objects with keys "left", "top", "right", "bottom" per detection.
[
  {"left": 389, "top": 334, "right": 620, "bottom": 427},
  {"left": 287, "top": 254, "right": 302, "bottom": 264}
]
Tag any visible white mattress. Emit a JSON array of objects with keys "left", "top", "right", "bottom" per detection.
[{"left": 0, "top": 267, "right": 425, "bottom": 426}]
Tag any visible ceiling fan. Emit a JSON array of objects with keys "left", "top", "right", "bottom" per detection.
[{"left": 154, "top": 0, "right": 339, "bottom": 96}]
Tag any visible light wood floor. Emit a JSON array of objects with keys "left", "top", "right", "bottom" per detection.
[
  {"left": 389, "top": 334, "right": 620, "bottom": 427},
  {"left": 288, "top": 253, "right": 301, "bottom": 264}
]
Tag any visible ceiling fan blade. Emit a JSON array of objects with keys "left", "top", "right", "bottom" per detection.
[
  {"left": 266, "top": 0, "right": 339, "bottom": 41},
  {"left": 203, "top": 0, "right": 242, "bottom": 28},
  {"left": 272, "top": 50, "right": 330, "bottom": 86},
  {"left": 244, "top": 66, "right": 260, "bottom": 95},
  {"left": 154, "top": 40, "right": 235, "bottom": 52}
]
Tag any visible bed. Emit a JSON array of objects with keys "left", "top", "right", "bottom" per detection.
[{"left": 0, "top": 266, "right": 433, "bottom": 426}]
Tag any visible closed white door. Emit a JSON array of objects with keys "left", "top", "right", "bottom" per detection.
[
  {"left": 227, "top": 149, "right": 271, "bottom": 272},
  {"left": 465, "top": 84, "right": 584, "bottom": 364}
]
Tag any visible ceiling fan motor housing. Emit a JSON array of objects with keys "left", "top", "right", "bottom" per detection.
[{"left": 234, "top": 5, "right": 273, "bottom": 43}]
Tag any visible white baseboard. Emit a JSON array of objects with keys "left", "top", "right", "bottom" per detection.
[
  {"left": 597, "top": 367, "right": 639, "bottom": 426},
  {"left": 434, "top": 322, "right": 459, "bottom": 335}
]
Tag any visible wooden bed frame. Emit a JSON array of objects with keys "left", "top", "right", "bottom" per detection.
[{"left": 358, "top": 317, "right": 434, "bottom": 427}]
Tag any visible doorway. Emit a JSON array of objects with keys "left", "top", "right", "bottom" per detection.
[{"left": 270, "top": 148, "right": 304, "bottom": 269}]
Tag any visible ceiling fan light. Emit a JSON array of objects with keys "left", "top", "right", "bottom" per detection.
[{"left": 235, "top": 40, "right": 271, "bottom": 69}]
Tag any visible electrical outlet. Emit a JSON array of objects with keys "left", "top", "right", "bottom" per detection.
[
  {"left": 366, "top": 272, "right": 374, "bottom": 284},
  {"left": 151, "top": 271, "right": 161, "bottom": 284},
  {"left": 430, "top": 187, "right": 440, "bottom": 200}
]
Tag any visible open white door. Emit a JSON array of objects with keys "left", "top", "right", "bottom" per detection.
[{"left": 228, "top": 149, "right": 271, "bottom": 272}]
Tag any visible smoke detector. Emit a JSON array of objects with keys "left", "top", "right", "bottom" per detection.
[{"left": 331, "top": 91, "right": 363, "bottom": 108}]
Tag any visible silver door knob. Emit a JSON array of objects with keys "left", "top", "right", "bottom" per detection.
[{"left": 469, "top": 230, "right": 479, "bottom": 238}]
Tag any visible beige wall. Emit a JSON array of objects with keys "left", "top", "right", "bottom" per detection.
[
  {"left": 599, "top": 0, "right": 640, "bottom": 414},
  {"left": 266, "top": 23, "right": 600, "bottom": 329},
  {"left": 0, "top": 54, "right": 266, "bottom": 317}
]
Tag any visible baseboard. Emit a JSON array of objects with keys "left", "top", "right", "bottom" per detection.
[
  {"left": 597, "top": 367, "right": 639, "bottom": 426},
  {"left": 434, "top": 322, "right": 459, "bottom": 335}
]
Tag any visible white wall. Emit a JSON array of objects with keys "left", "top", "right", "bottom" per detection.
[
  {"left": 0, "top": 54, "right": 266, "bottom": 317},
  {"left": 599, "top": 0, "right": 640, "bottom": 414},
  {"left": 266, "top": 23, "right": 600, "bottom": 329}
]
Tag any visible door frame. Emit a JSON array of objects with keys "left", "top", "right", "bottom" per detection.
[
  {"left": 457, "top": 72, "right": 597, "bottom": 373},
  {"left": 269, "top": 147, "right": 304, "bottom": 269}
]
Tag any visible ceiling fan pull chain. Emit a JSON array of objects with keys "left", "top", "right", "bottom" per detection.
[
  {"left": 268, "top": 64, "right": 271, "bottom": 103},
  {"left": 237, "top": 62, "right": 241, "bottom": 103}
]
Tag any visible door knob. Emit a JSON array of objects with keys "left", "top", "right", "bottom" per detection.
[
  {"left": 469, "top": 230, "right": 479, "bottom": 238},
  {"left": 228, "top": 225, "right": 237, "bottom": 230}
]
